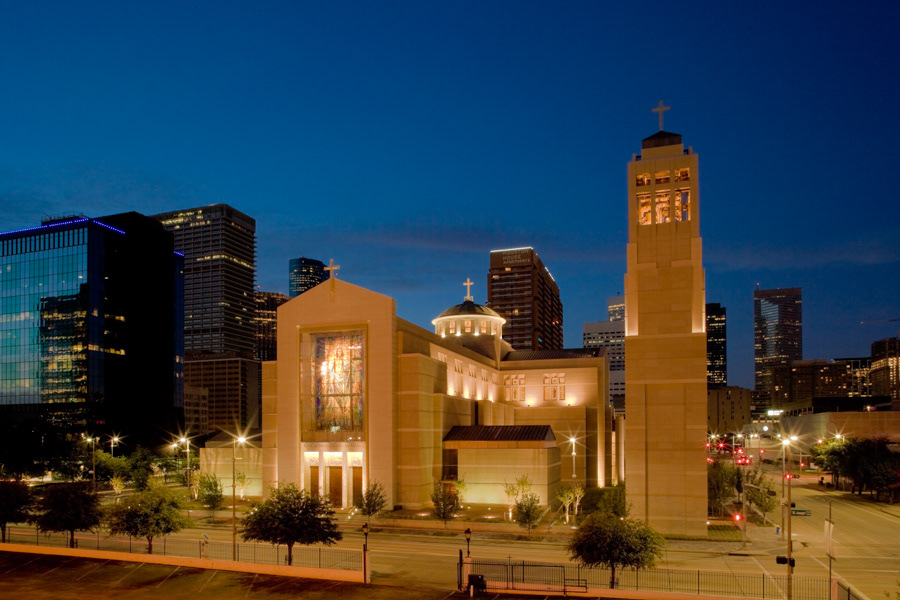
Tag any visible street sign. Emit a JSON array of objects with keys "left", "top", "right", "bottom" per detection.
[{"left": 792, "top": 509, "right": 811, "bottom": 516}]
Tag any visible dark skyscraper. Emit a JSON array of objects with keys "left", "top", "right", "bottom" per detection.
[
  {"left": 706, "top": 303, "right": 727, "bottom": 388},
  {"left": 155, "top": 204, "right": 259, "bottom": 433},
  {"left": 0, "top": 213, "right": 184, "bottom": 449},
  {"left": 754, "top": 287, "right": 802, "bottom": 406},
  {"left": 487, "top": 247, "right": 563, "bottom": 350},
  {"left": 289, "top": 257, "right": 326, "bottom": 297},
  {"left": 255, "top": 290, "right": 289, "bottom": 361}
]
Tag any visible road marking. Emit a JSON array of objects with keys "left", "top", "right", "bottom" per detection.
[
  {"left": 112, "top": 562, "right": 143, "bottom": 585},
  {"left": 75, "top": 559, "right": 109, "bottom": 580},
  {"left": 198, "top": 570, "right": 217, "bottom": 592},
  {"left": 244, "top": 572, "right": 257, "bottom": 597},
  {"left": 41, "top": 556, "right": 74, "bottom": 577},
  {"left": 2, "top": 556, "right": 40, "bottom": 575},
  {"left": 156, "top": 565, "right": 180, "bottom": 588}
]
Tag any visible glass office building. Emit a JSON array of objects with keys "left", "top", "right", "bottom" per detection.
[{"left": 0, "top": 213, "right": 184, "bottom": 447}]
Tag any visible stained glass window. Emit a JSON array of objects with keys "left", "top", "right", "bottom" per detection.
[{"left": 314, "top": 333, "right": 364, "bottom": 431}]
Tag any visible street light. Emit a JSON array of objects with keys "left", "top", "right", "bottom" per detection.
[
  {"left": 570, "top": 437, "right": 577, "bottom": 478},
  {"left": 782, "top": 438, "right": 795, "bottom": 600},
  {"left": 84, "top": 436, "right": 96, "bottom": 491},
  {"left": 110, "top": 436, "right": 119, "bottom": 458},
  {"left": 179, "top": 436, "right": 191, "bottom": 488},
  {"left": 232, "top": 435, "right": 246, "bottom": 561},
  {"left": 464, "top": 527, "right": 471, "bottom": 557},
  {"left": 362, "top": 522, "right": 369, "bottom": 551}
]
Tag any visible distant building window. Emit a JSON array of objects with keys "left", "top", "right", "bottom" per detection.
[
  {"left": 655, "top": 193, "right": 670, "bottom": 224},
  {"left": 638, "top": 194, "right": 652, "bottom": 226},
  {"left": 674, "top": 168, "right": 690, "bottom": 182},
  {"left": 655, "top": 171, "right": 670, "bottom": 184},
  {"left": 636, "top": 173, "right": 651, "bottom": 187}
]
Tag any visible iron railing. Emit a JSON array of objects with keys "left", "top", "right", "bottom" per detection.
[
  {"left": 460, "top": 557, "right": 830, "bottom": 600},
  {"left": 5, "top": 527, "right": 361, "bottom": 572}
]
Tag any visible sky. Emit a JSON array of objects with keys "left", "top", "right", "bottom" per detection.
[{"left": 1, "top": 2, "right": 899, "bottom": 388}]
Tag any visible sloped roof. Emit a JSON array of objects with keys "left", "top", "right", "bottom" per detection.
[
  {"left": 503, "top": 348, "right": 602, "bottom": 361},
  {"left": 443, "top": 425, "right": 555, "bottom": 443},
  {"left": 435, "top": 300, "right": 503, "bottom": 319},
  {"left": 642, "top": 130, "right": 682, "bottom": 149}
]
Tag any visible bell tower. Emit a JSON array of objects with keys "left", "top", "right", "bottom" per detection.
[{"left": 623, "top": 104, "right": 707, "bottom": 536}]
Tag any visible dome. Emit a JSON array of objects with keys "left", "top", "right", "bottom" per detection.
[
  {"left": 435, "top": 300, "right": 502, "bottom": 319},
  {"left": 432, "top": 298, "right": 505, "bottom": 339}
]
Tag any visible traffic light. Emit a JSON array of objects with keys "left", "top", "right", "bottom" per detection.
[
  {"left": 760, "top": 449, "right": 765, "bottom": 454},
  {"left": 734, "top": 513, "right": 742, "bottom": 523},
  {"left": 776, "top": 556, "right": 796, "bottom": 567}
]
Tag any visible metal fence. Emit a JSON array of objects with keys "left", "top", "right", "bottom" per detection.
[
  {"left": 837, "top": 580, "right": 866, "bottom": 600},
  {"left": 461, "top": 558, "right": 830, "bottom": 600},
  {"left": 5, "top": 527, "right": 361, "bottom": 572}
]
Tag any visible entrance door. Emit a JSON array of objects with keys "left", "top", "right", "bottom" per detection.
[
  {"left": 309, "top": 466, "right": 319, "bottom": 497},
  {"left": 329, "top": 466, "right": 343, "bottom": 506},
  {"left": 352, "top": 467, "right": 363, "bottom": 507}
]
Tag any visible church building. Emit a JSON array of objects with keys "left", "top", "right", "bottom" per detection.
[{"left": 252, "top": 275, "right": 614, "bottom": 509}]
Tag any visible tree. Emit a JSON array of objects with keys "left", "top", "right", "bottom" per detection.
[
  {"left": 708, "top": 460, "right": 736, "bottom": 516},
  {"left": 514, "top": 492, "right": 542, "bottom": 534},
  {"left": 430, "top": 480, "right": 458, "bottom": 525},
  {"left": 568, "top": 512, "right": 665, "bottom": 589},
  {"left": 127, "top": 446, "right": 156, "bottom": 491},
  {"left": 572, "top": 482, "right": 585, "bottom": 521},
  {"left": 356, "top": 480, "right": 387, "bottom": 518},
  {"left": 743, "top": 465, "right": 777, "bottom": 517},
  {"left": 93, "top": 450, "right": 129, "bottom": 484},
  {"left": 0, "top": 480, "right": 32, "bottom": 543},
  {"left": 198, "top": 472, "right": 225, "bottom": 514},
  {"left": 110, "top": 475, "right": 127, "bottom": 500},
  {"left": 242, "top": 483, "right": 342, "bottom": 566},
  {"left": 106, "top": 479, "right": 191, "bottom": 554},
  {"left": 595, "top": 486, "right": 629, "bottom": 518},
  {"left": 503, "top": 481, "right": 519, "bottom": 521},
  {"left": 33, "top": 482, "right": 101, "bottom": 548},
  {"left": 556, "top": 486, "right": 575, "bottom": 524},
  {"left": 452, "top": 476, "right": 468, "bottom": 507},
  {"left": 234, "top": 471, "right": 248, "bottom": 500}
]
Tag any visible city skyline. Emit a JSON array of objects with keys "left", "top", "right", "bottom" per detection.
[{"left": 1, "top": 3, "right": 899, "bottom": 388}]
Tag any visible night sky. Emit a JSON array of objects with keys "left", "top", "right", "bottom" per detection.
[{"left": 2, "top": 3, "right": 898, "bottom": 389}]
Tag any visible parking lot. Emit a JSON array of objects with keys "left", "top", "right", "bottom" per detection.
[{"left": 0, "top": 550, "right": 593, "bottom": 600}]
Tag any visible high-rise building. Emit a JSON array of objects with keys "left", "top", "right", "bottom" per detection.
[
  {"left": 706, "top": 303, "right": 727, "bottom": 388},
  {"left": 289, "top": 257, "right": 326, "bottom": 298},
  {"left": 583, "top": 320, "right": 624, "bottom": 410},
  {"left": 624, "top": 112, "right": 707, "bottom": 536},
  {"left": 256, "top": 291, "right": 289, "bottom": 361},
  {"left": 0, "top": 213, "right": 184, "bottom": 449},
  {"left": 754, "top": 287, "right": 802, "bottom": 407},
  {"left": 155, "top": 204, "right": 259, "bottom": 434},
  {"left": 487, "top": 247, "right": 563, "bottom": 350},
  {"left": 871, "top": 338, "right": 900, "bottom": 402},
  {"left": 607, "top": 295, "right": 625, "bottom": 322}
]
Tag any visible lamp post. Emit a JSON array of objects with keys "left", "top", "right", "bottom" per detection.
[
  {"left": 783, "top": 438, "right": 795, "bottom": 600},
  {"left": 362, "top": 522, "right": 369, "bottom": 551},
  {"left": 180, "top": 436, "right": 191, "bottom": 488},
  {"left": 85, "top": 436, "right": 96, "bottom": 491},
  {"left": 110, "top": 436, "right": 119, "bottom": 458},
  {"left": 232, "top": 436, "right": 246, "bottom": 561},
  {"left": 464, "top": 527, "right": 471, "bottom": 557},
  {"left": 570, "top": 437, "right": 577, "bottom": 479}
]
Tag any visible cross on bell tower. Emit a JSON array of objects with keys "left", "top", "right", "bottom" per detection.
[
  {"left": 463, "top": 278, "right": 474, "bottom": 302},
  {"left": 652, "top": 100, "right": 670, "bottom": 131}
]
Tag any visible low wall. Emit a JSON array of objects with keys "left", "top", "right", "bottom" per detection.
[{"left": 0, "top": 542, "right": 365, "bottom": 583}]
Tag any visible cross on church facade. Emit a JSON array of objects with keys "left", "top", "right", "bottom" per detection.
[
  {"left": 652, "top": 100, "right": 670, "bottom": 131},
  {"left": 463, "top": 278, "right": 474, "bottom": 301},
  {"left": 325, "top": 259, "right": 340, "bottom": 279}
]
